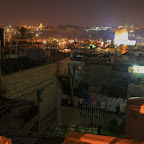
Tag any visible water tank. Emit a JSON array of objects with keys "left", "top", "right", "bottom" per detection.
[{"left": 125, "top": 97, "right": 144, "bottom": 141}]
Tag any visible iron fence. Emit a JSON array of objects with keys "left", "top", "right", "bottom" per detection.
[{"left": 79, "top": 106, "right": 104, "bottom": 128}]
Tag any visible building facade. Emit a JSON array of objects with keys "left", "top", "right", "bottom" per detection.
[{"left": 2, "top": 57, "right": 70, "bottom": 134}]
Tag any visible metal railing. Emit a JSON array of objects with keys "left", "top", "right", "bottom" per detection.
[
  {"left": 1, "top": 49, "right": 70, "bottom": 75},
  {"left": 79, "top": 106, "right": 104, "bottom": 127}
]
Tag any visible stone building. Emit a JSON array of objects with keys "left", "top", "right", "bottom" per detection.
[{"left": 1, "top": 57, "right": 70, "bottom": 135}]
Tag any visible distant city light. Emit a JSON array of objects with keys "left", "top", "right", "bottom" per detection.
[
  {"left": 134, "top": 66, "right": 144, "bottom": 73},
  {"left": 118, "top": 26, "right": 123, "bottom": 28},
  {"left": 133, "top": 65, "right": 138, "bottom": 73},
  {"left": 129, "top": 66, "right": 144, "bottom": 73},
  {"left": 86, "top": 26, "right": 112, "bottom": 31},
  {"left": 130, "top": 30, "right": 134, "bottom": 33},
  {"left": 39, "top": 23, "right": 44, "bottom": 29}
]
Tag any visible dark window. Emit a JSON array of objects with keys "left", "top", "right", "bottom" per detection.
[
  {"left": 139, "top": 53, "right": 142, "bottom": 57},
  {"left": 112, "top": 66, "right": 128, "bottom": 72},
  {"left": 108, "top": 59, "right": 111, "bottom": 62},
  {"left": 20, "top": 49, "right": 24, "bottom": 54},
  {"left": 11, "top": 49, "right": 15, "bottom": 54}
]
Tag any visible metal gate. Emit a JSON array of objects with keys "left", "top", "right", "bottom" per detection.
[{"left": 79, "top": 106, "right": 104, "bottom": 127}]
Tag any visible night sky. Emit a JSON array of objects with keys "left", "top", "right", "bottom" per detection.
[{"left": 1, "top": 0, "right": 144, "bottom": 26}]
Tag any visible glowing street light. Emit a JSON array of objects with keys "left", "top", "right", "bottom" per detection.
[
  {"left": 43, "top": 40, "right": 46, "bottom": 44},
  {"left": 133, "top": 65, "right": 138, "bottom": 73},
  {"left": 36, "top": 33, "right": 39, "bottom": 37}
]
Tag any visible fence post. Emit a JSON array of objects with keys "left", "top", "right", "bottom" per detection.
[
  {"left": 98, "top": 125, "right": 101, "bottom": 135},
  {"left": 57, "top": 62, "right": 59, "bottom": 74}
]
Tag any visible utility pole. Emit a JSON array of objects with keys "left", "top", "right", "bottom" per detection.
[
  {"left": 0, "top": 28, "right": 4, "bottom": 63},
  {"left": 47, "top": 40, "right": 48, "bottom": 63},
  {"left": 54, "top": 49, "right": 56, "bottom": 62},
  {"left": 16, "top": 37, "right": 20, "bottom": 70},
  {"left": 0, "top": 28, "right": 4, "bottom": 79},
  {"left": 36, "top": 34, "right": 39, "bottom": 65},
  {"left": 38, "top": 42, "right": 40, "bottom": 65}
]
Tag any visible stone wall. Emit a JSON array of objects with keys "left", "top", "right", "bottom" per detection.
[{"left": 2, "top": 57, "right": 70, "bottom": 133}]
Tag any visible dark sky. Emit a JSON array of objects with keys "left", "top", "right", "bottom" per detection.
[{"left": 1, "top": 0, "right": 144, "bottom": 26}]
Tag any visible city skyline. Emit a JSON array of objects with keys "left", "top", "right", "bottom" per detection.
[{"left": 1, "top": 0, "right": 144, "bottom": 26}]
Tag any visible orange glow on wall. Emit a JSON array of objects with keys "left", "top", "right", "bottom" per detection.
[
  {"left": 140, "top": 105, "right": 144, "bottom": 114},
  {"left": 63, "top": 132, "right": 144, "bottom": 144},
  {"left": 0, "top": 136, "right": 12, "bottom": 144},
  {"left": 121, "top": 45, "right": 128, "bottom": 54}
]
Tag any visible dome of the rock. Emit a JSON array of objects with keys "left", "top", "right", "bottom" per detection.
[{"left": 115, "top": 28, "right": 128, "bottom": 41}]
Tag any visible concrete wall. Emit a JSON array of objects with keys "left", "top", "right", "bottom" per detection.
[
  {"left": 85, "top": 63, "right": 133, "bottom": 98},
  {"left": 85, "top": 64, "right": 132, "bottom": 87},
  {"left": 85, "top": 64, "right": 111, "bottom": 87},
  {"left": 2, "top": 57, "right": 70, "bottom": 133}
]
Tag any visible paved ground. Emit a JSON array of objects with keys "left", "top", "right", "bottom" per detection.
[
  {"left": 46, "top": 110, "right": 126, "bottom": 138},
  {"left": 102, "top": 111, "right": 125, "bottom": 138}
]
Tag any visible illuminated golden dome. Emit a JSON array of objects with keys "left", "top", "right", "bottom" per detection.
[
  {"left": 115, "top": 28, "right": 128, "bottom": 36},
  {"left": 115, "top": 28, "right": 128, "bottom": 41}
]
